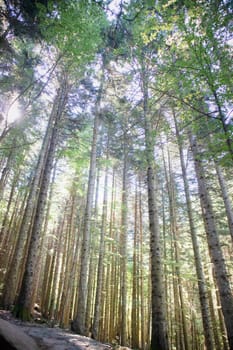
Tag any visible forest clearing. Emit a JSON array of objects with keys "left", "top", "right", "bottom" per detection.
[{"left": 0, "top": 1, "right": 233, "bottom": 349}]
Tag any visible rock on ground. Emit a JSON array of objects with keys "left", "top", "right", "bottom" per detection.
[
  {"left": 0, "top": 318, "right": 39, "bottom": 350},
  {"left": 0, "top": 310, "right": 113, "bottom": 350}
]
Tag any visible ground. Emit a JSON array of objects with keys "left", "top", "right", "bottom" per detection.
[{"left": 0, "top": 310, "right": 113, "bottom": 350}]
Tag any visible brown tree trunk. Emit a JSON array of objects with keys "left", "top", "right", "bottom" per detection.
[
  {"left": 14, "top": 77, "right": 69, "bottom": 320},
  {"left": 215, "top": 164, "right": 233, "bottom": 243},
  {"left": 174, "top": 113, "right": 215, "bottom": 350},
  {"left": 190, "top": 133, "right": 233, "bottom": 350},
  {"left": 85, "top": 167, "right": 101, "bottom": 333},
  {"left": 1, "top": 84, "right": 65, "bottom": 309},
  {"left": 119, "top": 130, "right": 128, "bottom": 347},
  {"left": 72, "top": 71, "right": 104, "bottom": 335},
  {"left": 141, "top": 64, "right": 169, "bottom": 350},
  {"left": 59, "top": 193, "right": 78, "bottom": 327},
  {"left": 131, "top": 183, "right": 140, "bottom": 349},
  {"left": 92, "top": 130, "right": 109, "bottom": 340}
]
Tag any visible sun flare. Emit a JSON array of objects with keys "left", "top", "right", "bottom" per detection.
[{"left": 6, "top": 100, "right": 22, "bottom": 124}]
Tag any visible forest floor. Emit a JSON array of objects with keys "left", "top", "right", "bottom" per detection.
[{"left": 0, "top": 310, "right": 114, "bottom": 350}]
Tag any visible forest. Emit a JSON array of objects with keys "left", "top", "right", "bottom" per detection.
[{"left": 0, "top": 0, "right": 233, "bottom": 349}]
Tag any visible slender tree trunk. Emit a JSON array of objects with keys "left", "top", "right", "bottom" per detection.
[
  {"left": 49, "top": 211, "right": 67, "bottom": 320},
  {"left": 215, "top": 164, "right": 233, "bottom": 243},
  {"left": 33, "top": 159, "right": 58, "bottom": 306},
  {"left": 215, "top": 286, "right": 229, "bottom": 350},
  {"left": 141, "top": 65, "right": 169, "bottom": 350},
  {"left": 147, "top": 147, "right": 169, "bottom": 350},
  {"left": 119, "top": 131, "right": 128, "bottom": 346},
  {"left": 174, "top": 113, "right": 215, "bottom": 350},
  {"left": 0, "top": 167, "right": 20, "bottom": 249},
  {"left": 108, "top": 168, "right": 118, "bottom": 342},
  {"left": 85, "top": 167, "right": 101, "bottom": 333},
  {"left": 0, "top": 142, "right": 15, "bottom": 199},
  {"left": 55, "top": 214, "right": 70, "bottom": 321},
  {"left": 138, "top": 176, "right": 146, "bottom": 350},
  {"left": 14, "top": 78, "right": 69, "bottom": 320},
  {"left": 92, "top": 131, "right": 109, "bottom": 340},
  {"left": 58, "top": 191, "right": 77, "bottom": 327},
  {"left": 1, "top": 86, "right": 65, "bottom": 309},
  {"left": 40, "top": 234, "right": 56, "bottom": 317},
  {"left": 72, "top": 72, "right": 104, "bottom": 335},
  {"left": 190, "top": 133, "right": 233, "bottom": 350},
  {"left": 132, "top": 183, "right": 140, "bottom": 349},
  {"left": 212, "top": 91, "right": 233, "bottom": 162},
  {"left": 169, "top": 159, "right": 189, "bottom": 349},
  {"left": 103, "top": 172, "right": 119, "bottom": 344}
]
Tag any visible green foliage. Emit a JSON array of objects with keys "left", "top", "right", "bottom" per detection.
[
  {"left": 62, "top": 125, "right": 92, "bottom": 176},
  {"left": 0, "top": 1, "right": 232, "bottom": 347},
  {"left": 38, "top": 0, "right": 109, "bottom": 66}
]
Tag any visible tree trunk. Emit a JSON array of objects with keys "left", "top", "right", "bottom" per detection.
[
  {"left": 141, "top": 64, "right": 169, "bottom": 350},
  {"left": 85, "top": 167, "right": 101, "bottom": 333},
  {"left": 48, "top": 211, "right": 67, "bottom": 320},
  {"left": 147, "top": 151, "right": 169, "bottom": 350},
  {"left": 1, "top": 85, "right": 65, "bottom": 309},
  {"left": 0, "top": 141, "right": 15, "bottom": 199},
  {"left": 190, "top": 133, "right": 233, "bottom": 350},
  {"left": 0, "top": 167, "right": 20, "bottom": 250},
  {"left": 215, "top": 164, "right": 233, "bottom": 243},
  {"left": 138, "top": 176, "right": 146, "bottom": 350},
  {"left": 58, "top": 191, "right": 78, "bottom": 326},
  {"left": 72, "top": 72, "right": 104, "bottom": 335},
  {"left": 14, "top": 78, "right": 69, "bottom": 320},
  {"left": 119, "top": 130, "right": 128, "bottom": 346},
  {"left": 212, "top": 90, "right": 233, "bottom": 162},
  {"left": 174, "top": 113, "right": 215, "bottom": 350},
  {"left": 108, "top": 168, "right": 119, "bottom": 342},
  {"left": 131, "top": 183, "right": 140, "bottom": 349},
  {"left": 92, "top": 131, "right": 109, "bottom": 340}
]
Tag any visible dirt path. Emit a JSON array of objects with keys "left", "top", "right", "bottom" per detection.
[{"left": 0, "top": 310, "right": 113, "bottom": 350}]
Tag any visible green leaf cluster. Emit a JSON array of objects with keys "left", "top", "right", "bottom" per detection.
[{"left": 38, "top": 0, "right": 109, "bottom": 66}]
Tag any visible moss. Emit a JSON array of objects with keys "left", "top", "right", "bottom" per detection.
[{"left": 13, "top": 304, "right": 31, "bottom": 321}]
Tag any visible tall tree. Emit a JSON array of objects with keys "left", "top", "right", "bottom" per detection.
[
  {"left": 1, "top": 91, "right": 62, "bottom": 309},
  {"left": 92, "top": 126, "right": 110, "bottom": 340},
  {"left": 140, "top": 60, "right": 169, "bottom": 350},
  {"left": 190, "top": 132, "right": 233, "bottom": 349},
  {"left": 174, "top": 111, "right": 215, "bottom": 350},
  {"left": 14, "top": 74, "right": 69, "bottom": 320},
  {"left": 72, "top": 63, "right": 105, "bottom": 335},
  {"left": 119, "top": 125, "right": 129, "bottom": 346}
]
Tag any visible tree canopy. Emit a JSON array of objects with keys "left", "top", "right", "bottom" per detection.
[{"left": 0, "top": 1, "right": 233, "bottom": 350}]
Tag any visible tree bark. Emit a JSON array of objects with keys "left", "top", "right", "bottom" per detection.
[
  {"left": 92, "top": 130, "right": 109, "bottom": 340},
  {"left": 1, "top": 86, "right": 64, "bottom": 309},
  {"left": 14, "top": 77, "right": 69, "bottom": 320},
  {"left": 119, "top": 130, "right": 128, "bottom": 347},
  {"left": 141, "top": 63, "right": 169, "bottom": 350},
  {"left": 72, "top": 71, "right": 104, "bottom": 335},
  {"left": 190, "top": 133, "right": 233, "bottom": 350},
  {"left": 85, "top": 167, "right": 101, "bottom": 333},
  {"left": 215, "top": 164, "right": 233, "bottom": 243},
  {"left": 131, "top": 183, "right": 140, "bottom": 349},
  {"left": 174, "top": 113, "right": 215, "bottom": 350}
]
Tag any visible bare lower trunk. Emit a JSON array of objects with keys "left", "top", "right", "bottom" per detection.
[
  {"left": 72, "top": 72, "right": 104, "bottom": 335},
  {"left": 92, "top": 133, "right": 109, "bottom": 340},
  {"left": 147, "top": 165, "right": 169, "bottom": 350},
  {"left": 1, "top": 88, "right": 64, "bottom": 309},
  {"left": 14, "top": 78, "right": 69, "bottom": 320},
  {"left": 190, "top": 133, "right": 233, "bottom": 350},
  {"left": 215, "top": 164, "right": 233, "bottom": 243},
  {"left": 120, "top": 136, "right": 128, "bottom": 346},
  {"left": 141, "top": 62, "right": 169, "bottom": 349},
  {"left": 174, "top": 114, "right": 215, "bottom": 350}
]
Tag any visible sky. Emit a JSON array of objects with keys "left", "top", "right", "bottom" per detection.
[{"left": 106, "top": 0, "right": 129, "bottom": 20}]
